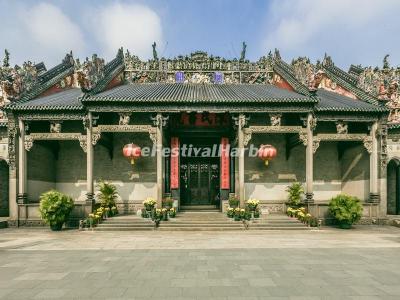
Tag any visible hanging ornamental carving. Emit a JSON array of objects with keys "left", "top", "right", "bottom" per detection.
[{"left": 76, "top": 54, "right": 105, "bottom": 92}]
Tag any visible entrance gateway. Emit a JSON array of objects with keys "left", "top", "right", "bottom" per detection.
[{"left": 169, "top": 113, "right": 233, "bottom": 210}]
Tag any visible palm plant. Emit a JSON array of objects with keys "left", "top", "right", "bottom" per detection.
[
  {"left": 96, "top": 180, "right": 119, "bottom": 210},
  {"left": 286, "top": 182, "right": 304, "bottom": 207}
]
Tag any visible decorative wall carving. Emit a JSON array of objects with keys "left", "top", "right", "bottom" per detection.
[
  {"left": 269, "top": 113, "right": 282, "bottom": 126},
  {"left": 335, "top": 121, "right": 348, "bottom": 134},
  {"left": 118, "top": 113, "right": 131, "bottom": 125},
  {"left": 50, "top": 122, "right": 62, "bottom": 133}
]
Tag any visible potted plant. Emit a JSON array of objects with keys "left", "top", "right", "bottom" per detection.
[
  {"left": 97, "top": 180, "right": 119, "bottom": 211},
  {"left": 243, "top": 209, "right": 251, "bottom": 221},
  {"left": 88, "top": 213, "right": 95, "bottom": 228},
  {"left": 104, "top": 207, "right": 110, "bottom": 218},
  {"left": 153, "top": 208, "right": 163, "bottom": 226},
  {"left": 234, "top": 207, "right": 241, "bottom": 221},
  {"left": 253, "top": 208, "right": 261, "bottom": 218},
  {"left": 286, "top": 182, "right": 304, "bottom": 208},
  {"left": 143, "top": 197, "right": 157, "bottom": 211},
  {"left": 169, "top": 208, "right": 176, "bottom": 218},
  {"left": 141, "top": 208, "right": 148, "bottom": 218},
  {"left": 246, "top": 199, "right": 259, "bottom": 212},
  {"left": 227, "top": 207, "right": 234, "bottom": 218},
  {"left": 39, "top": 190, "right": 74, "bottom": 231},
  {"left": 162, "top": 208, "right": 169, "bottom": 221},
  {"left": 111, "top": 206, "right": 118, "bottom": 216},
  {"left": 328, "top": 194, "right": 362, "bottom": 229},
  {"left": 162, "top": 196, "right": 174, "bottom": 209},
  {"left": 228, "top": 194, "right": 239, "bottom": 208}
]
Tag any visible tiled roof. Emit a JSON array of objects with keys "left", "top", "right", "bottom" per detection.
[
  {"left": 83, "top": 83, "right": 314, "bottom": 104},
  {"left": 322, "top": 63, "right": 379, "bottom": 105},
  {"left": 11, "top": 88, "right": 83, "bottom": 111},
  {"left": 316, "top": 89, "right": 386, "bottom": 112},
  {"left": 272, "top": 59, "right": 311, "bottom": 96}
]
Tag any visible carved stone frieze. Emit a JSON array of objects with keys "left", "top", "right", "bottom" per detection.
[
  {"left": 249, "top": 125, "right": 304, "bottom": 134},
  {"left": 19, "top": 113, "right": 84, "bottom": 121},
  {"left": 94, "top": 124, "right": 155, "bottom": 133},
  {"left": 27, "top": 132, "right": 83, "bottom": 140},
  {"left": 315, "top": 133, "right": 368, "bottom": 141},
  {"left": 24, "top": 132, "right": 87, "bottom": 152}
]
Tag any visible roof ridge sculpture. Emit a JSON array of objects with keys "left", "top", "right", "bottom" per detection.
[{"left": 77, "top": 48, "right": 124, "bottom": 95}]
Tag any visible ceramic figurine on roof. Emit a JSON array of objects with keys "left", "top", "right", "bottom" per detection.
[
  {"left": 76, "top": 54, "right": 105, "bottom": 92},
  {"left": 240, "top": 41, "right": 247, "bottom": 61}
]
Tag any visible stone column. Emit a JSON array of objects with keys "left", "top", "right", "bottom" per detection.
[
  {"left": 86, "top": 112, "right": 94, "bottom": 209},
  {"left": 305, "top": 113, "right": 314, "bottom": 204},
  {"left": 156, "top": 113, "right": 163, "bottom": 207},
  {"left": 368, "top": 121, "right": 380, "bottom": 203},
  {"left": 237, "top": 114, "right": 245, "bottom": 207},
  {"left": 17, "top": 118, "right": 27, "bottom": 204}
]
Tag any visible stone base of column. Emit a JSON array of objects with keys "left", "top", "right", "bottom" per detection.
[
  {"left": 85, "top": 192, "right": 95, "bottom": 214},
  {"left": 304, "top": 192, "right": 314, "bottom": 204},
  {"left": 367, "top": 193, "right": 380, "bottom": 204},
  {"left": 17, "top": 193, "right": 27, "bottom": 204}
]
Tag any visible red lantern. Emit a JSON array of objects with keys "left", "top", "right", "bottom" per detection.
[
  {"left": 258, "top": 144, "right": 277, "bottom": 166},
  {"left": 123, "top": 144, "right": 141, "bottom": 165}
]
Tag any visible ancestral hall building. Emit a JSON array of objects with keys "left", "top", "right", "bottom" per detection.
[{"left": 0, "top": 47, "right": 400, "bottom": 226}]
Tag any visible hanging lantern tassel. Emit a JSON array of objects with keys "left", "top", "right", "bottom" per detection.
[
  {"left": 258, "top": 144, "right": 277, "bottom": 167},
  {"left": 123, "top": 144, "right": 141, "bottom": 167}
]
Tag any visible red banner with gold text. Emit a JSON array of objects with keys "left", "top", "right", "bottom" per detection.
[
  {"left": 170, "top": 137, "right": 179, "bottom": 189},
  {"left": 220, "top": 137, "right": 230, "bottom": 189}
]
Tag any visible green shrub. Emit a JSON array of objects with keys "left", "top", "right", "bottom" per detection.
[
  {"left": 286, "top": 182, "right": 304, "bottom": 207},
  {"left": 228, "top": 194, "right": 239, "bottom": 208},
  {"left": 39, "top": 190, "right": 74, "bottom": 231},
  {"left": 97, "top": 181, "right": 118, "bottom": 210},
  {"left": 328, "top": 194, "right": 362, "bottom": 229}
]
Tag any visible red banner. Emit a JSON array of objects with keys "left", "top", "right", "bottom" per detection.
[
  {"left": 170, "top": 137, "right": 179, "bottom": 189},
  {"left": 220, "top": 137, "right": 230, "bottom": 189}
]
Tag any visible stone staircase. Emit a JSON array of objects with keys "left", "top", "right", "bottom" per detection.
[
  {"left": 248, "top": 214, "right": 310, "bottom": 230},
  {"left": 158, "top": 211, "right": 244, "bottom": 231},
  {"left": 94, "top": 214, "right": 154, "bottom": 231},
  {"left": 92, "top": 212, "right": 309, "bottom": 231}
]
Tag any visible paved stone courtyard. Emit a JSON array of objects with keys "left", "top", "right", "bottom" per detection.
[{"left": 0, "top": 226, "right": 400, "bottom": 299}]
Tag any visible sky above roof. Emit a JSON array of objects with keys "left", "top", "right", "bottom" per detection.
[{"left": 0, "top": 0, "right": 399, "bottom": 70}]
